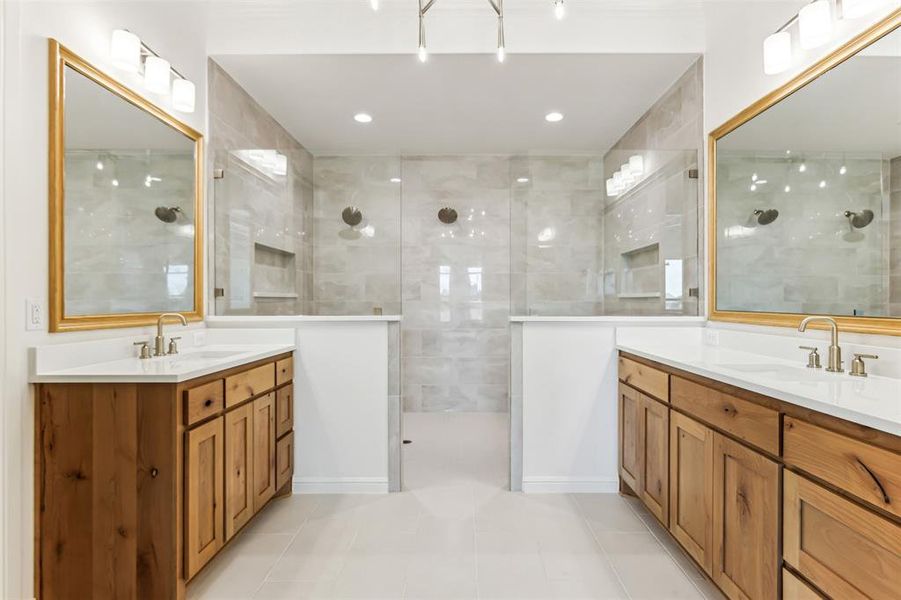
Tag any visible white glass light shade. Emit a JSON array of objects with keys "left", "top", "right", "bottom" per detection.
[
  {"left": 628, "top": 155, "right": 644, "bottom": 176},
  {"left": 842, "top": 0, "right": 884, "bottom": 18},
  {"left": 798, "top": 0, "right": 833, "bottom": 50},
  {"left": 554, "top": 0, "right": 565, "bottom": 20},
  {"left": 274, "top": 153, "right": 288, "bottom": 176},
  {"left": 605, "top": 179, "right": 616, "bottom": 196},
  {"left": 371, "top": 0, "right": 379, "bottom": 10},
  {"left": 110, "top": 29, "right": 141, "bottom": 72},
  {"left": 172, "top": 78, "right": 195, "bottom": 113},
  {"left": 144, "top": 56, "right": 171, "bottom": 94},
  {"left": 763, "top": 31, "right": 792, "bottom": 74}
]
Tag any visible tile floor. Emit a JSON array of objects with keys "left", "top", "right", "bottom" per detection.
[{"left": 188, "top": 412, "right": 724, "bottom": 599}]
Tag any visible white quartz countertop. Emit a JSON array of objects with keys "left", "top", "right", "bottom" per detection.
[
  {"left": 30, "top": 328, "right": 296, "bottom": 383},
  {"left": 616, "top": 327, "right": 901, "bottom": 437},
  {"left": 511, "top": 316, "right": 706, "bottom": 324},
  {"left": 31, "top": 343, "right": 295, "bottom": 383},
  {"left": 206, "top": 315, "right": 401, "bottom": 324}
]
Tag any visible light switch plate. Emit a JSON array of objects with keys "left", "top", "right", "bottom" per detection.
[
  {"left": 26, "top": 298, "right": 44, "bottom": 330},
  {"left": 703, "top": 328, "right": 720, "bottom": 346}
]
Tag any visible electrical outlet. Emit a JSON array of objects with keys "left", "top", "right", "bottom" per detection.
[
  {"left": 704, "top": 328, "right": 720, "bottom": 346},
  {"left": 26, "top": 298, "right": 44, "bottom": 330},
  {"left": 193, "top": 330, "right": 206, "bottom": 346}
]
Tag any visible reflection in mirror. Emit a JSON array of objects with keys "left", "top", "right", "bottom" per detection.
[
  {"left": 63, "top": 65, "right": 196, "bottom": 317},
  {"left": 715, "top": 26, "right": 901, "bottom": 318}
]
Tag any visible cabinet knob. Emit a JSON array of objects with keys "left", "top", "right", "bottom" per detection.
[
  {"left": 150, "top": 467, "right": 159, "bottom": 478},
  {"left": 204, "top": 399, "right": 213, "bottom": 407}
]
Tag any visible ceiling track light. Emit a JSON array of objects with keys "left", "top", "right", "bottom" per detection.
[
  {"left": 416, "top": 0, "right": 507, "bottom": 63},
  {"left": 554, "top": 0, "right": 565, "bottom": 20},
  {"left": 109, "top": 29, "right": 195, "bottom": 113}
]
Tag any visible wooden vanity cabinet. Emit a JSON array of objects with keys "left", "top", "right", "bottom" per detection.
[
  {"left": 35, "top": 352, "right": 295, "bottom": 599},
  {"left": 669, "top": 411, "right": 714, "bottom": 574},
  {"left": 711, "top": 433, "right": 780, "bottom": 600},
  {"left": 639, "top": 394, "right": 669, "bottom": 526},
  {"left": 618, "top": 382, "right": 644, "bottom": 493}
]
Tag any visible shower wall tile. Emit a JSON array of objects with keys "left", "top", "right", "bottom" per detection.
[
  {"left": 312, "top": 156, "right": 402, "bottom": 315},
  {"left": 402, "top": 156, "right": 511, "bottom": 413},
  {"left": 209, "top": 59, "right": 314, "bottom": 316},
  {"left": 890, "top": 157, "right": 901, "bottom": 316},
  {"left": 602, "top": 59, "right": 704, "bottom": 317}
]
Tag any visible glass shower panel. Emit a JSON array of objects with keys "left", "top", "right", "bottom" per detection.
[
  {"left": 212, "top": 148, "right": 311, "bottom": 315},
  {"left": 601, "top": 149, "right": 701, "bottom": 316}
]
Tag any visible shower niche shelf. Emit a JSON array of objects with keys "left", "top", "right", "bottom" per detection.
[
  {"left": 253, "top": 242, "right": 297, "bottom": 303},
  {"left": 619, "top": 243, "right": 661, "bottom": 300}
]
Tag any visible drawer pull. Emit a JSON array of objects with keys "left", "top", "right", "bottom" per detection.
[
  {"left": 204, "top": 399, "right": 213, "bottom": 407},
  {"left": 856, "top": 458, "right": 891, "bottom": 505}
]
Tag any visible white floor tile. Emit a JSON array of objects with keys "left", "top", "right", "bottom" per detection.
[{"left": 187, "top": 413, "right": 726, "bottom": 600}]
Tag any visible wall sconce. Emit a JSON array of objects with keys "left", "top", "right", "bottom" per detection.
[
  {"left": 606, "top": 154, "right": 645, "bottom": 198},
  {"left": 109, "top": 29, "right": 195, "bottom": 113}
]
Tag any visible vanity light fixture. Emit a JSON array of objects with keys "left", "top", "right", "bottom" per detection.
[
  {"left": 761, "top": 0, "right": 885, "bottom": 74},
  {"left": 354, "top": 112, "right": 373, "bottom": 123},
  {"left": 110, "top": 29, "right": 141, "bottom": 72},
  {"left": 799, "top": 0, "right": 833, "bottom": 49},
  {"left": 605, "top": 154, "right": 647, "bottom": 198},
  {"left": 554, "top": 0, "right": 566, "bottom": 20},
  {"left": 416, "top": 0, "right": 507, "bottom": 63},
  {"left": 109, "top": 29, "right": 196, "bottom": 113}
]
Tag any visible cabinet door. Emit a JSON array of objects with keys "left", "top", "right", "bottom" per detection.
[
  {"left": 252, "top": 393, "right": 277, "bottom": 512},
  {"left": 712, "top": 433, "right": 779, "bottom": 600},
  {"left": 224, "top": 403, "right": 254, "bottom": 540},
  {"left": 276, "top": 385, "right": 294, "bottom": 439},
  {"left": 669, "top": 411, "right": 714, "bottom": 574},
  {"left": 618, "top": 383, "right": 643, "bottom": 493},
  {"left": 784, "top": 470, "right": 901, "bottom": 600},
  {"left": 185, "top": 417, "right": 225, "bottom": 580},
  {"left": 276, "top": 431, "right": 295, "bottom": 492},
  {"left": 639, "top": 394, "right": 669, "bottom": 526}
]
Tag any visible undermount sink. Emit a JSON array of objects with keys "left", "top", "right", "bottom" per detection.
[
  {"left": 175, "top": 350, "right": 245, "bottom": 361},
  {"left": 713, "top": 363, "right": 810, "bottom": 381}
]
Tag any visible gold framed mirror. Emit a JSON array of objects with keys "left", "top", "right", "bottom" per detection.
[
  {"left": 708, "top": 9, "right": 901, "bottom": 336},
  {"left": 49, "top": 39, "right": 204, "bottom": 332}
]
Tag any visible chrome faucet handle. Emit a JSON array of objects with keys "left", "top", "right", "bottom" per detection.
[
  {"left": 168, "top": 336, "right": 182, "bottom": 355},
  {"left": 133, "top": 341, "right": 152, "bottom": 360},
  {"left": 798, "top": 346, "right": 821, "bottom": 369},
  {"left": 850, "top": 353, "right": 878, "bottom": 378}
]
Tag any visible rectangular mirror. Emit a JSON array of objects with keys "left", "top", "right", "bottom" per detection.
[
  {"left": 49, "top": 40, "right": 203, "bottom": 331},
  {"left": 709, "top": 12, "right": 901, "bottom": 335}
]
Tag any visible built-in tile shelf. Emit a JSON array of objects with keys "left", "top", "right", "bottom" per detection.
[
  {"left": 254, "top": 241, "right": 296, "bottom": 256},
  {"left": 253, "top": 291, "right": 299, "bottom": 299},
  {"left": 618, "top": 292, "right": 661, "bottom": 299}
]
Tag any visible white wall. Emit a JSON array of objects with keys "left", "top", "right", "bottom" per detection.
[{"left": 1, "top": 2, "right": 209, "bottom": 597}]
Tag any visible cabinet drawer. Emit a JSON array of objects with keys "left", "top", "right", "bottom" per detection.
[
  {"left": 784, "top": 470, "right": 901, "bottom": 600},
  {"left": 782, "top": 569, "right": 822, "bottom": 600},
  {"left": 618, "top": 356, "right": 669, "bottom": 402},
  {"left": 276, "top": 431, "right": 294, "bottom": 492},
  {"left": 276, "top": 355, "right": 293, "bottom": 386},
  {"left": 671, "top": 377, "right": 779, "bottom": 456},
  {"left": 225, "top": 363, "right": 275, "bottom": 408},
  {"left": 185, "top": 380, "right": 224, "bottom": 426},
  {"left": 784, "top": 417, "right": 901, "bottom": 520},
  {"left": 276, "top": 385, "right": 294, "bottom": 439}
]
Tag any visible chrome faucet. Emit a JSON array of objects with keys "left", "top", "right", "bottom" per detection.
[
  {"left": 154, "top": 313, "right": 188, "bottom": 356},
  {"left": 798, "top": 316, "right": 843, "bottom": 373}
]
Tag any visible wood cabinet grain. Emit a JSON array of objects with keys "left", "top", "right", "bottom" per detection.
[
  {"left": 276, "top": 356, "right": 294, "bottom": 387},
  {"left": 618, "top": 355, "right": 669, "bottom": 402},
  {"left": 225, "top": 363, "right": 275, "bottom": 408},
  {"left": 784, "top": 417, "right": 901, "bottom": 520},
  {"left": 276, "top": 431, "right": 295, "bottom": 492},
  {"left": 781, "top": 569, "right": 822, "bottom": 600},
  {"left": 669, "top": 411, "right": 714, "bottom": 574},
  {"left": 784, "top": 470, "right": 901, "bottom": 600},
  {"left": 276, "top": 385, "right": 294, "bottom": 439},
  {"left": 185, "top": 379, "right": 224, "bottom": 426},
  {"left": 252, "top": 393, "right": 277, "bottom": 512},
  {"left": 711, "top": 433, "right": 779, "bottom": 600},
  {"left": 224, "top": 402, "right": 254, "bottom": 541},
  {"left": 618, "top": 383, "right": 643, "bottom": 493},
  {"left": 185, "top": 417, "right": 225, "bottom": 580},
  {"left": 640, "top": 394, "right": 669, "bottom": 526}
]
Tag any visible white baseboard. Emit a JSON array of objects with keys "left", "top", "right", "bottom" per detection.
[
  {"left": 292, "top": 476, "right": 389, "bottom": 494},
  {"left": 521, "top": 476, "right": 619, "bottom": 493}
]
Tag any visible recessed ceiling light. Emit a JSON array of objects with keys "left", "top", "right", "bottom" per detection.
[
  {"left": 390, "top": 177, "right": 402, "bottom": 183},
  {"left": 545, "top": 111, "right": 564, "bottom": 123},
  {"left": 354, "top": 113, "right": 373, "bottom": 123},
  {"left": 517, "top": 177, "right": 530, "bottom": 183}
]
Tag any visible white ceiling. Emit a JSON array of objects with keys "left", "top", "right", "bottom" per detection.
[{"left": 214, "top": 52, "right": 699, "bottom": 155}]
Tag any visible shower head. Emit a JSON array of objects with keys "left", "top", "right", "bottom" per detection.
[
  {"left": 438, "top": 207, "right": 458, "bottom": 224},
  {"left": 342, "top": 206, "right": 363, "bottom": 227},
  {"left": 844, "top": 209, "right": 874, "bottom": 229},
  {"left": 154, "top": 206, "right": 182, "bottom": 223},
  {"left": 753, "top": 209, "right": 779, "bottom": 225}
]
